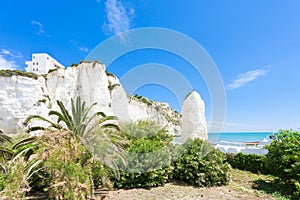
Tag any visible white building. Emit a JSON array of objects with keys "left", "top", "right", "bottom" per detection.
[{"left": 25, "top": 53, "right": 64, "bottom": 74}]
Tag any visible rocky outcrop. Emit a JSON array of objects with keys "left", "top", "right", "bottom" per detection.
[
  {"left": 0, "top": 62, "right": 207, "bottom": 141},
  {"left": 0, "top": 75, "right": 49, "bottom": 133},
  {"left": 181, "top": 91, "right": 208, "bottom": 141},
  {"left": 0, "top": 62, "right": 182, "bottom": 135}
]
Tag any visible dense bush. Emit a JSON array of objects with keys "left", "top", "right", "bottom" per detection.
[
  {"left": 264, "top": 130, "right": 300, "bottom": 197},
  {"left": 265, "top": 130, "right": 300, "bottom": 182},
  {"left": 173, "top": 138, "right": 230, "bottom": 187},
  {"left": 112, "top": 121, "right": 173, "bottom": 189},
  {"left": 226, "top": 153, "right": 269, "bottom": 174},
  {"left": 40, "top": 131, "right": 93, "bottom": 199}
]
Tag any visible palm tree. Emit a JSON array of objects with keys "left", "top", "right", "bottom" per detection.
[
  {"left": 24, "top": 96, "right": 120, "bottom": 137},
  {"left": 22, "top": 97, "right": 127, "bottom": 188}
]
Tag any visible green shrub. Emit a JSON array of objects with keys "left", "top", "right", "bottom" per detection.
[
  {"left": 265, "top": 130, "right": 300, "bottom": 183},
  {"left": 132, "top": 94, "right": 152, "bottom": 106},
  {"left": 69, "top": 63, "right": 79, "bottom": 67},
  {"left": 294, "top": 182, "right": 300, "bottom": 198},
  {"left": 48, "top": 68, "right": 58, "bottom": 73},
  {"left": 0, "top": 159, "right": 30, "bottom": 198},
  {"left": 18, "top": 131, "right": 93, "bottom": 199},
  {"left": 112, "top": 121, "right": 173, "bottom": 189},
  {"left": 40, "top": 131, "right": 93, "bottom": 199},
  {"left": 122, "top": 120, "right": 172, "bottom": 143},
  {"left": 226, "top": 153, "right": 269, "bottom": 174},
  {"left": 173, "top": 138, "right": 230, "bottom": 187},
  {"left": 91, "top": 160, "right": 110, "bottom": 189}
]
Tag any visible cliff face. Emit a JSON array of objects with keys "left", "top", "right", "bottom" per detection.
[
  {"left": 0, "top": 62, "right": 181, "bottom": 135},
  {"left": 0, "top": 75, "right": 49, "bottom": 133}
]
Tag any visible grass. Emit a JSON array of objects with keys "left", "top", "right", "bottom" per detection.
[
  {"left": 0, "top": 70, "right": 38, "bottom": 79},
  {"left": 105, "top": 168, "right": 294, "bottom": 200},
  {"left": 253, "top": 178, "right": 294, "bottom": 199}
]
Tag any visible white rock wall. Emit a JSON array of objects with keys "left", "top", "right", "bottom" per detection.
[
  {"left": 0, "top": 76, "right": 49, "bottom": 133},
  {"left": 181, "top": 91, "right": 208, "bottom": 141},
  {"left": 0, "top": 62, "right": 186, "bottom": 136}
]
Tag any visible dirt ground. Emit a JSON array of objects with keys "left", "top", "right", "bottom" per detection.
[{"left": 104, "top": 169, "right": 281, "bottom": 200}]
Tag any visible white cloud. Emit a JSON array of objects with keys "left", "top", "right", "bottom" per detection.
[
  {"left": 227, "top": 69, "right": 269, "bottom": 90},
  {"left": 79, "top": 47, "right": 89, "bottom": 52},
  {"left": 0, "top": 49, "right": 11, "bottom": 56},
  {"left": 0, "top": 49, "right": 23, "bottom": 58},
  {"left": 0, "top": 49, "right": 23, "bottom": 70},
  {"left": 103, "top": 0, "right": 134, "bottom": 41},
  {"left": 32, "top": 20, "right": 49, "bottom": 37},
  {"left": 0, "top": 56, "right": 18, "bottom": 70}
]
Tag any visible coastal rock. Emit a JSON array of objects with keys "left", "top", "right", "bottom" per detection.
[
  {"left": 0, "top": 62, "right": 182, "bottom": 135},
  {"left": 109, "top": 74, "right": 131, "bottom": 122},
  {"left": 0, "top": 76, "right": 49, "bottom": 133},
  {"left": 181, "top": 90, "right": 207, "bottom": 141}
]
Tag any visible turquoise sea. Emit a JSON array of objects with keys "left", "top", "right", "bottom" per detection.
[{"left": 208, "top": 132, "right": 272, "bottom": 144}]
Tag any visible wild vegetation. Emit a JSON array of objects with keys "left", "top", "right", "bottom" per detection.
[
  {"left": 0, "top": 69, "right": 38, "bottom": 79},
  {"left": 112, "top": 121, "right": 174, "bottom": 189},
  {"left": 227, "top": 129, "right": 300, "bottom": 199},
  {"left": 0, "top": 96, "right": 299, "bottom": 199}
]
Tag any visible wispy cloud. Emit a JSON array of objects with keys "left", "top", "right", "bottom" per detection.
[
  {"left": 227, "top": 68, "right": 269, "bottom": 90},
  {"left": 0, "top": 49, "right": 23, "bottom": 58},
  {"left": 32, "top": 20, "right": 50, "bottom": 37},
  {"left": 0, "top": 49, "right": 20, "bottom": 70},
  {"left": 79, "top": 47, "right": 89, "bottom": 52},
  {"left": 103, "top": 0, "right": 134, "bottom": 41},
  {"left": 69, "top": 40, "right": 89, "bottom": 53}
]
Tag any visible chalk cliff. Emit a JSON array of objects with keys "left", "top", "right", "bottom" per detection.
[{"left": 0, "top": 62, "right": 182, "bottom": 135}]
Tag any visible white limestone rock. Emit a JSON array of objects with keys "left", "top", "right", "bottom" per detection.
[
  {"left": 0, "top": 61, "right": 183, "bottom": 135},
  {"left": 128, "top": 97, "right": 181, "bottom": 136},
  {"left": 109, "top": 74, "right": 131, "bottom": 122},
  {"left": 181, "top": 90, "right": 207, "bottom": 141},
  {"left": 0, "top": 75, "right": 49, "bottom": 133}
]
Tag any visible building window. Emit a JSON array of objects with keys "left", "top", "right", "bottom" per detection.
[
  {"left": 33, "top": 56, "right": 35, "bottom": 59},
  {"left": 36, "top": 69, "right": 38, "bottom": 71},
  {"left": 33, "top": 62, "right": 35, "bottom": 65},
  {"left": 36, "top": 62, "right": 38, "bottom": 65},
  {"left": 47, "top": 57, "right": 49, "bottom": 60},
  {"left": 33, "top": 69, "right": 35, "bottom": 71}
]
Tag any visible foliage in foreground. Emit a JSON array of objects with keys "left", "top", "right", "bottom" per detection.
[
  {"left": 173, "top": 138, "right": 230, "bottom": 187},
  {"left": 36, "top": 131, "right": 93, "bottom": 199},
  {"left": 264, "top": 129, "right": 300, "bottom": 197},
  {"left": 227, "top": 130, "right": 300, "bottom": 198},
  {"left": 265, "top": 130, "right": 300, "bottom": 182},
  {"left": 0, "top": 97, "right": 126, "bottom": 199},
  {"left": 112, "top": 121, "right": 173, "bottom": 189},
  {"left": 226, "top": 153, "right": 269, "bottom": 174}
]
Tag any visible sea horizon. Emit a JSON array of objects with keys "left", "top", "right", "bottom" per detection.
[{"left": 208, "top": 132, "right": 273, "bottom": 144}]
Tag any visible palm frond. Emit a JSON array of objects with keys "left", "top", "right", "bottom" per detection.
[
  {"left": 24, "top": 115, "right": 62, "bottom": 130},
  {"left": 0, "top": 130, "right": 12, "bottom": 144},
  {"left": 100, "top": 124, "right": 121, "bottom": 131},
  {"left": 13, "top": 145, "right": 36, "bottom": 162},
  {"left": 12, "top": 137, "right": 36, "bottom": 150},
  {"left": 24, "top": 158, "right": 43, "bottom": 181},
  {"left": 56, "top": 100, "right": 74, "bottom": 129},
  {"left": 0, "top": 147, "right": 13, "bottom": 159}
]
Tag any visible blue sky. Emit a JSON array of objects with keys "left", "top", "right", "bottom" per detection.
[{"left": 0, "top": 0, "right": 300, "bottom": 132}]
